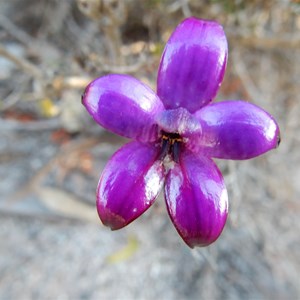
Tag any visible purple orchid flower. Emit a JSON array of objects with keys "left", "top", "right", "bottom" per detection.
[{"left": 82, "top": 17, "right": 280, "bottom": 248}]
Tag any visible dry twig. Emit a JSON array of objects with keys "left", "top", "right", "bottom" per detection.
[
  {"left": 231, "top": 34, "right": 300, "bottom": 50},
  {"left": 0, "top": 45, "right": 42, "bottom": 79}
]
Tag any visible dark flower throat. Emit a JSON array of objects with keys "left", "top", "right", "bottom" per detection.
[{"left": 159, "top": 131, "right": 182, "bottom": 163}]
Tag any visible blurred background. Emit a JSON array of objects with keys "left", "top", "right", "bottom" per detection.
[{"left": 0, "top": 0, "right": 299, "bottom": 299}]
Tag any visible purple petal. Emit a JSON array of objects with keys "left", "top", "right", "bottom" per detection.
[
  {"left": 192, "top": 101, "right": 281, "bottom": 159},
  {"left": 82, "top": 74, "right": 164, "bottom": 142},
  {"left": 157, "top": 17, "right": 228, "bottom": 113},
  {"left": 165, "top": 149, "right": 228, "bottom": 248},
  {"left": 97, "top": 141, "right": 165, "bottom": 230}
]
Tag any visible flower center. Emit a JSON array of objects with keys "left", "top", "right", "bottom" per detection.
[{"left": 159, "top": 131, "right": 183, "bottom": 163}]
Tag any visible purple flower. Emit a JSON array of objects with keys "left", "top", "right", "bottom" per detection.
[{"left": 82, "top": 17, "right": 280, "bottom": 248}]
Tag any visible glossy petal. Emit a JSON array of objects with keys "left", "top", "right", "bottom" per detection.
[
  {"left": 82, "top": 74, "right": 164, "bottom": 142},
  {"left": 157, "top": 17, "right": 228, "bottom": 113},
  {"left": 165, "top": 150, "right": 228, "bottom": 248},
  {"left": 191, "top": 101, "right": 281, "bottom": 159},
  {"left": 97, "top": 141, "right": 165, "bottom": 230}
]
